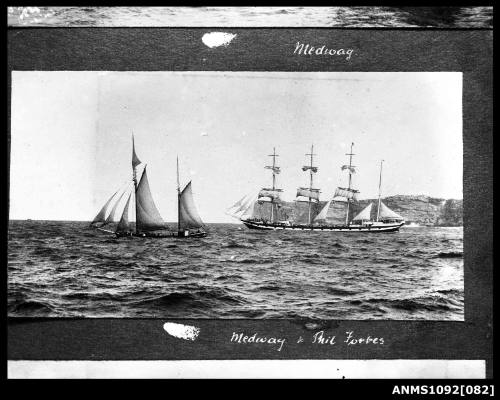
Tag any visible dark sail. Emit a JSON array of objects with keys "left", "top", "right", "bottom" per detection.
[
  {"left": 327, "top": 200, "right": 349, "bottom": 225},
  {"left": 135, "top": 167, "right": 166, "bottom": 231},
  {"left": 292, "top": 201, "right": 322, "bottom": 224},
  {"left": 116, "top": 192, "right": 133, "bottom": 233},
  {"left": 132, "top": 135, "right": 142, "bottom": 169},
  {"left": 179, "top": 181, "right": 204, "bottom": 231}
]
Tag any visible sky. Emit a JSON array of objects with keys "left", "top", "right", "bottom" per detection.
[{"left": 10, "top": 71, "right": 463, "bottom": 222}]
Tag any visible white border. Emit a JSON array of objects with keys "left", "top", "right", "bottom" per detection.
[{"left": 8, "top": 360, "right": 485, "bottom": 379}]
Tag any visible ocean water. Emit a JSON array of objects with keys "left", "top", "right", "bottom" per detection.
[
  {"left": 8, "top": 221, "right": 463, "bottom": 320},
  {"left": 7, "top": 7, "right": 493, "bottom": 28}
]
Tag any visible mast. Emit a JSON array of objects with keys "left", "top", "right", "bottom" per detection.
[
  {"left": 306, "top": 144, "right": 316, "bottom": 226},
  {"left": 259, "top": 149, "right": 282, "bottom": 223},
  {"left": 345, "top": 142, "right": 355, "bottom": 225},
  {"left": 267, "top": 147, "right": 278, "bottom": 223},
  {"left": 177, "top": 155, "right": 181, "bottom": 233},
  {"left": 376, "top": 159, "right": 384, "bottom": 222},
  {"left": 132, "top": 134, "right": 138, "bottom": 188},
  {"left": 132, "top": 133, "right": 139, "bottom": 233}
]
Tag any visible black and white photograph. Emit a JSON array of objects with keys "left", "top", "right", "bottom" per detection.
[
  {"left": 6, "top": 6, "right": 493, "bottom": 381},
  {"left": 9, "top": 71, "right": 464, "bottom": 320}
]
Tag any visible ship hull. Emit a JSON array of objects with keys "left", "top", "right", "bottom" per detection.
[
  {"left": 114, "top": 230, "right": 207, "bottom": 238},
  {"left": 242, "top": 220, "right": 404, "bottom": 232},
  {"left": 95, "top": 225, "right": 207, "bottom": 238}
]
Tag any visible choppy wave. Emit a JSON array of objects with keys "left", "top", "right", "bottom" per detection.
[
  {"left": 8, "top": 221, "right": 463, "bottom": 320},
  {"left": 8, "top": 297, "right": 55, "bottom": 316},
  {"left": 7, "top": 7, "right": 493, "bottom": 28}
]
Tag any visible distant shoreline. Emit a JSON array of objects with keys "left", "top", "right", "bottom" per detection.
[
  {"left": 8, "top": 220, "right": 464, "bottom": 227},
  {"left": 9, "top": 194, "right": 464, "bottom": 226}
]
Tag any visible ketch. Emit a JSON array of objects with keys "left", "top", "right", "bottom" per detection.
[{"left": 90, "top": 136, "right": 206, "bottom": 238}]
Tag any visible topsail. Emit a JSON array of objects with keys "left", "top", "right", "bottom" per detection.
[
  {"left": 258, "top": 188, "right": 282, "bottom": 201},
  {"left": 132, "top": 135, "right": 142, "bottom": 169},
  {"left": 296, "top": 188, "right": 320, "bottom": 201},
  {"left": 334, "top": 187, "right": 359, "bottom": 201}
]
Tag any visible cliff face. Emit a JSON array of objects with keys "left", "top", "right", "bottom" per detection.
[
  {"left": 253, "top": 195, "right": 463, "bottom": 226},
  {"left": 354, "top": 195, "right": 463, "bottom": 226}
]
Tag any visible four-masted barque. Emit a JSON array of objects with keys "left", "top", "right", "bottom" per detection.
[
  {"left": 227, "top": 143, "right": 405, "bottom": 232},
  {"left": 90, "top": 136, "right": 206, "bottom": 238}
]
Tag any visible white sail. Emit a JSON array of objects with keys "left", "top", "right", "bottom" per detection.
[
  {"left": 236, "top": 194, "right": 258, "bottom": 218},
  {"left": 238, "top": 195, "right": 258, "bottom": 219},
  {"left": 179, "top": 181, "right": 204, "bottom": 230},
  {"left": 105, "top": 184, "right": 133, "bottom": 223},
  {"left": 334, "top": 187, "right": 359, "bottom": 201},
  {"left": 226, "top": 194, "right": 250, "bottom": 216},
  {"left": 226, "top": 194, "right": 257, "bottom": 219},
  {"left": 258, "top": 189, "right": 281, "bottom": 201},
  {"left": 116, "top": 191, "right": 133, "bottom": 233},
  {"left": 135, "top": 166, "right": 166, "bottom": 231},
  {"left": 353, "top": 203, "right": 373, "bottom": 221},
  {"left": 91, "top": 181, "right": 130, "bottom": 224},
  {"left": 313, "top": 200, "right": 331, "bottom": 222},
  {"left": 296, "top": 188, "right": 320, "bottom": 201},
  {"left": 379, "top": 202, "right": 404, "bottom": 220}
]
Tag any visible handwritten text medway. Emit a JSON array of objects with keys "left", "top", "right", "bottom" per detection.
[{"left": 293, "top": 42, "right": 355, "bottom": 60}]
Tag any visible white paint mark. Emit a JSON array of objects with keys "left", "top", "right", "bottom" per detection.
[
  {"left": 304, "top": 322, "right": 322, "bottom": 330},
  {"left": 163, "top": 322, "right": 200, "bottom": 341},
  {"left": 200, "top": 131, "right": 208, "bottom": 136},
  {"left": 202, "top": 32, "right": 237, "bottom": 48}
]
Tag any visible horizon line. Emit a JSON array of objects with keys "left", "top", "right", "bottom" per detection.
[{"left": 8, "top": 194, "right": 464, "bottom": 223}]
